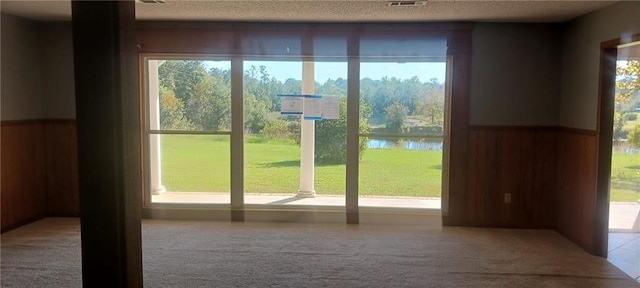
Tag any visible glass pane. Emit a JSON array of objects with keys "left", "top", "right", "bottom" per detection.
[
  {"left": 243, "top": 61, "right": 347, "bottom": 207},
  {"left": 151, "top": 135, "right": 230, "bottom": 204},
  {"left": 147, "top": 58, "right": 232, "bottom": 205},
  {"left": 359, "top": 62, "right": 446, "bottom": 209},
  {"left": 359, "top": 137, "right": 442, "bottom": 208},
  {"left": 361, "top": 62, "right": 446, "bottom": 136},
  {"left": 153, "top": 60, "right": 231, "bottom": 132},
  {"left": 244, "top": 61, "right": 302, "bottom": 205},
  {"left": 314, "top": 62, "right": 348, "bottom": 201}
]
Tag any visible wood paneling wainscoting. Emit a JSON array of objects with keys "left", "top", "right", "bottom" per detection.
[
  {"left": 1, "top": 121, "right": 47, "bottom": 231},
  {"left": 1, "top": 121, "right": 603, "bottom": 255},
  {"left": 44, "top": 120, "right": 79, "bottom": 217},
  {"left": 556, "top": 127, "right": 598, "bottom": 254},
  {"left": 1, "top": 119, "right": 79, "bottom": 232},
  {"left": 465, "top": 125, "right": 600, "bottom": 255},
  {"left": 466, "top": 126, "right": 557, "bottom": 228}
]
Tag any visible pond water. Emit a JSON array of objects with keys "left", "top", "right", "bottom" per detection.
[{"left": 367, "top": 138, "right": 443, "bottom": 151}]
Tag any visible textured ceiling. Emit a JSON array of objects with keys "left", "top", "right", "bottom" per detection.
[{"left": 0, "top": 0, "right": 618, "bottom": 23}]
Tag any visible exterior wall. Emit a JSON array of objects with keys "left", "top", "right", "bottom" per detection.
[{"left": 470, "top": 23, "right": 561, "bottom": 126}]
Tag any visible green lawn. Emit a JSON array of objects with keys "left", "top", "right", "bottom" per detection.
[
  {"left": 161, "top": 135, "right": 442, "bottom": 197},
  {"left": 160, "top": 135, "right": 231, "bottom": 192},
  {"left": 160, "top": 135, "right": 639, "bottom": 201},
  {"left": 610, "top": 151, "right": 640, "bottom": 202}
]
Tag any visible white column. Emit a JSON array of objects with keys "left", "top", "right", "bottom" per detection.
[
  {"left": 149, "top": 60, "right": 166, "bottom": 195},
  {"left": 298, "top": 61, "right": 315, "bottom": 198}
]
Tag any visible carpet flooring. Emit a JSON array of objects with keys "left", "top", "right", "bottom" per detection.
[{"left": 1, "top": 217, "right": 639, "bottom": 287}]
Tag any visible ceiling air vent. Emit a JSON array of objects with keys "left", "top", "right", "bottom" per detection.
[
  {"left": 138, "top": 0, "right": 166, "bottom": 3},
  {"left": 388, "top": 1, "right": 427, "bottom": 7}
]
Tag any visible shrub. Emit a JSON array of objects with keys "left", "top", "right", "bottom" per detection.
[
  {"left": 260, "top": 119, "right": 299, "bottom": 141},
  {"left": 628, "top": 124, "right": 640, "bottom": 148},
  {"left": 314, "top": 97, "right": 370, "bottom": 164}
]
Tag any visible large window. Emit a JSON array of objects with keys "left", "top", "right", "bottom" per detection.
[{"left": 139, "top": 23, "right": 464, "bottom": 218}]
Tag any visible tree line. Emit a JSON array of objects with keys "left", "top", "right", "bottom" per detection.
[
  {"left": 614, "top": 60, "right": 640, "bottom": 149},
  {"left": 156, "top": 60, "right": 445, "bottom": 162}
]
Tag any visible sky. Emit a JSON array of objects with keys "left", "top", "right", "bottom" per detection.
[{"left": 205, "top": 61, "right": 447, "bottom": 84}]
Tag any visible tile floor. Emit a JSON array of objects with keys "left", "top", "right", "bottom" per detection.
[{"left": 608, "top": 233, "right": 640, "bottom": 282}]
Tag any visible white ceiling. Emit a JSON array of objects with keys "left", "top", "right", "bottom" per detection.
[{"left": 0, "top": 0, "right": 618, "bottom": 23}]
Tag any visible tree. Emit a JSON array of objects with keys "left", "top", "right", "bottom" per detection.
[
  {"left": 613, "top": 111, "right": 628, "bottom": 141},
  {"left": 398, "top": 76, "right": 423, "bottom": 114},
  {"left": 158, "top": 60, "right": 207, "bottom": 105},
  {"left": 244, "top": 93, "right": 270, "bottom": 134},
  {"left": 187, "top": 75, "right": 231, "bottom": 131},
  {"left": 628, "top": 124, "right": 640, "bottom": 148},
  {"left": 616, "top": 60, "right": 640, "bottom": 103},
  {"left": 612, "top": 60, "right": 640, "bottom": 141},
  {"left": 159, "top": 88, "right": 194, "bottom": 130},
  {"left": 422, "top": 78, "right": 445, "bottom": 125},
  {"left": 385, "top": 102, "right": 408, "bottom": 132}
]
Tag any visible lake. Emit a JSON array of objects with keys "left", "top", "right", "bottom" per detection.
[{"left": 367, "top": 138, "right": 443, "bottom": 151}]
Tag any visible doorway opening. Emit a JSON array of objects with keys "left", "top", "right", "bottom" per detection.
[{"left": 606, "top": 40, "right": 640, "bottom": 281}]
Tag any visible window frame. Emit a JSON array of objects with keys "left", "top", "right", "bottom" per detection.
[{"left": 137, "top": 22, "right": 473, "bottom": 224}]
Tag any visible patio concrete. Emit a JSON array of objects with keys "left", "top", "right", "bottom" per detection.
[
  {"left": 610, "top": 202, "right": 640, "bottom": 232},
  {"left": 151, "top": 192, "right": 639, "bottom": 231},
  {"left": 152, "top": 192, "right": 441, "bottom": 209}
]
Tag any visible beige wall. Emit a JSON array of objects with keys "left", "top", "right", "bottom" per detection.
[
  {"left": 470, "top": 23, "right": 561, "bottom": 126},
  {"left": 1, "top": 14, "right": 76, "bottom": 121},
  {"left": 5, "top": 2, "right": 639, "bottom": 126},
  {"left": 39, "top": 22, "right": 76, "bottom": 119},
  {"left": 1, "top": 13, "right": 43, "bottom": 121},
  {"left": 559, "top": 1, "right": 640, "bottom": 130}
]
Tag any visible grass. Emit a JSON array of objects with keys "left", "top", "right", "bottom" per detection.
[
  {"left": 161, "top": 135, "right": 442, "bottom": 197},
  {"left": 610, "top": 151, "right": 640, "bottom": 202},
  {"left": 160, "top": 135, "right": 231, "bottom": 192},
  {"left": 160, "top": 135, "right": 640, "bottom": 202}
]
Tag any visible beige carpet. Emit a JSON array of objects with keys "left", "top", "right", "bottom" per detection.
[{"left": 1, "top": 217, "right": 639, "bottom": 287}]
